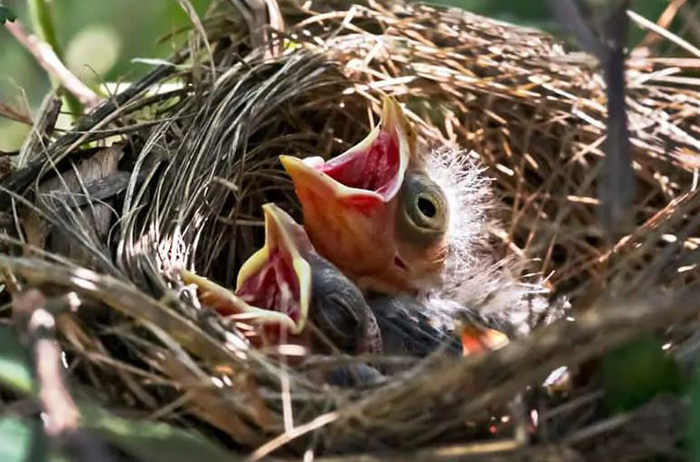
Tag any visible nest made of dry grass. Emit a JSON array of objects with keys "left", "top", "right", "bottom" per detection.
[{"left": 1, "top": 0, "right": 699, "bottom": 460}]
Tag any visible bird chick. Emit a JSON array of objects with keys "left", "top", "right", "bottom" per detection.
[
  {"left": 182, "top": 203, "right": 478, "bottom": 387},
  {"left": 281, "top": 97, "right": 550, "bottom": 337},
  {"left": 181, "top": 203, "right": 382, "bottom": 356},
  {"left": 280, "top": 97, "right": 449, "bottom": 294}
]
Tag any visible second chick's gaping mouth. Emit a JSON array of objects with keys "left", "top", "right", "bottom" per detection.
[
  {"left": 181, "top": 203, "right": 385, "bottom": 358},
  {"left": 182, "top": 203, "right": 312, "bottom": 341},
  {"left": 234, "top": 203, "right": 313, "bottom": 333}
]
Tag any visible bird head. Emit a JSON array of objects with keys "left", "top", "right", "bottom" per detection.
[
  {"left": 182, "top": 203, "right": 312, "bottom": 344},
  {"left": 182, "top": 203, "right": 380, "bottom": 354},
  {"left": 280, "top": 97, "right": 449, "bottom": 294}
]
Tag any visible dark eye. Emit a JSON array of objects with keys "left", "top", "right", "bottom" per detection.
[
  {"left": 417, "top": 195, "right": 437, "bottom": 218},
  {"left": 397, "top": 173, "right": 448, "bottom": 244}
]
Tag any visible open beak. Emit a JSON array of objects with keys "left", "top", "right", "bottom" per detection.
[
  {"left": 457, "top": 321, "right": 510, "bottom": 356},
  {"left": 280, "top": 97, "right": 417, "bottom": 287},
  {"left": 181, "top": 204, "right": 312, "bottom": 336}
]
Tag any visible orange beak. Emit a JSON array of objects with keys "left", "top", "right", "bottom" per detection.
[
  {"left": 280, "top": 97, "right": 419, "bottom": 292},
  {"left": 459, "top": 326, "right": 510, "bottom": 356},
  {"left": 181, "top": 204, "right": 313, "bottom": 340},
  {"left": 457, "top": 317, "right": 510, "bottom": 357}
]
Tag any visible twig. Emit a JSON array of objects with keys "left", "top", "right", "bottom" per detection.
[
  {"left": 548, "top": 0, "right": 635, "bottom": 238},
  {"left": 28, "top": 0, "right": 84, "bottom": 116},
  {"left": 0, "top": 56, "right": 179, "bottom": 204},
  {"left": 637, "top": 0, "right": 688, "bottom": 49},
  {"left": 18, "top": 92, "right": 62, "bottom": 167},
  {"left": 563, "top": 395, "right": 684, "bottom": 457},
  {"left": 12, "top": 289, "right": 118, "bottom": 462},
  {"left": 629, "top": 10, "right": 700, "bottom": 58},
  {"left": 229, "top": 0, "right": 285, "bottom": 59},
  {"left": 28, "top": 0, "right": 64, "bottom": 57},
  {"left": 251, "top": 286, "right": 700, "bottom": 455},
  {"left": 283, "top": 441, "right": 584, "bottom": 462},
  {"left": 12, "top": 289, "right": 80, "bottom": 437},
  {"left": 598, "top": 2, "right": 635, "bottom": 237},
  {"left": 176, "top": 0, "right": 216, "bottom": 80},
  {"left": 0, "top": 101, "right": 33, "bottom": 125},
  {"left": 547, "top": 0, "right": 608, "bottom": 61},
  {"left": 0, "top": 256, "right": 247, "bottom": 368},
  {"left": 159, "top": 352, "right": 267, "bottom": 445},
  {"left": 3, "top": 20, "right": 100, "bottom": 111}
]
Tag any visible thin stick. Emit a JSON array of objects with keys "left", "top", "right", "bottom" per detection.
[
  {"left": 13, "top": 289, "right": 80, "bottom": 436},
  {"left": 251, "top": 287, "right": 700, "bottom": 455},
  {"left": 638, "top": 0, "right": 688, "bottom": 48},
  {"left": 13, "top": 289, "right": 119, "bottom": 462},
  {"left": 0, "top": 101, "right": 33, "bottom": 125},
  {"left": 3, "top": 20, "right": 100, "bottom": 110},
  {"left": 629, "top": 9, "right": 700, "bottom": 58},
  {"left": 305, "top": 442, "right": 584, "bottom": 462}
]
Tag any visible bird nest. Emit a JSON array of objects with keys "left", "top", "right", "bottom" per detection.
[{"left": 1, "top": 0, "right": 699, "bottom": 460}]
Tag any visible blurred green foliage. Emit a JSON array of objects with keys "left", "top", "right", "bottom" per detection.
[
  {"left": 602, "top": 334, "right": 684, "bottom": 413},
  {"left": 0, "top": 0, "right": 211, "bottom": 150},
  {"left": 0, "top": 407, "right": 234, "bottom": 462},
  {"left": 0, "top": 416, "right": 46, "bottom": 462},
  {"left": 690, "top": 361, "right": 700, "bottom": 461},
  {"left": 0, "top": 325, "right": 233, "bottom": 462},
  {"left": 0, "top": 4, "right": 17, "bottom": 24},
  {"left": 0, "top": 325, "right": 34, "bottom": 394}
]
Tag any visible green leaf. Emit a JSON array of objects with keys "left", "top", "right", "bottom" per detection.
[
  {"left": 0, "top": 416, "right": 47, "bottom": 462},
  {"left": 0, "top": 5, "right": 17, "bottom": 24},
  {"left": 0, "top": 326, "right": 35, "bottom": 394},
  {"left": 602, "top": 334, "right": 684, "bottom": 413},
  {"left": 80, "top": 406, "right": 233, "bottom": 462},
  {"left": 689, "top": 360, "right": 700, "bottom": 462},
  {"left": 0, "top": 417, "right": 33, "bottom": 462}
]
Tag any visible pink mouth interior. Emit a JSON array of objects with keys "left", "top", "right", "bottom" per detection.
[
  {"left": 319, "top": 131, "right": 401, "bottom": 199},
  {"left": 236, "top": 248, "right": 301, "bottom": 325}
]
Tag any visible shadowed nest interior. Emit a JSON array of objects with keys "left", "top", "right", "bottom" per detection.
[{"left": 1, "top": 0, "right": 699, "bottom": 460}]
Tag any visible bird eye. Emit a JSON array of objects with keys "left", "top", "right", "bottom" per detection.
[
  {"left": 417, "top": 194, "right": 437, "bottom": 219},
  {"left": 397, "top": 173, "right": 448, "bottom": 245}
]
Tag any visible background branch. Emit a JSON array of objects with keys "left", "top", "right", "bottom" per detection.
[{"left": 3, "top": 15, "right": 100, "bottom": 115}]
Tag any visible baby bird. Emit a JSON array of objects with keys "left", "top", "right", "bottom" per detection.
[
  {"left": 182, "top": 203, "right": 382, "bottom": 356},
  {"left": 280, "top": 97, "right": 448, "bottom": 295},
  {"left": 281, "top": 97, "right": 548, "bottom": 337}
]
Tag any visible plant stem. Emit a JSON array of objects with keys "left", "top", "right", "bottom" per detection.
[
  {"left": 4, "top": 20, "right": 99, "bottom": 110},
  {"left": 28, "top": 0, "right": 83, "bottom": 117}
]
